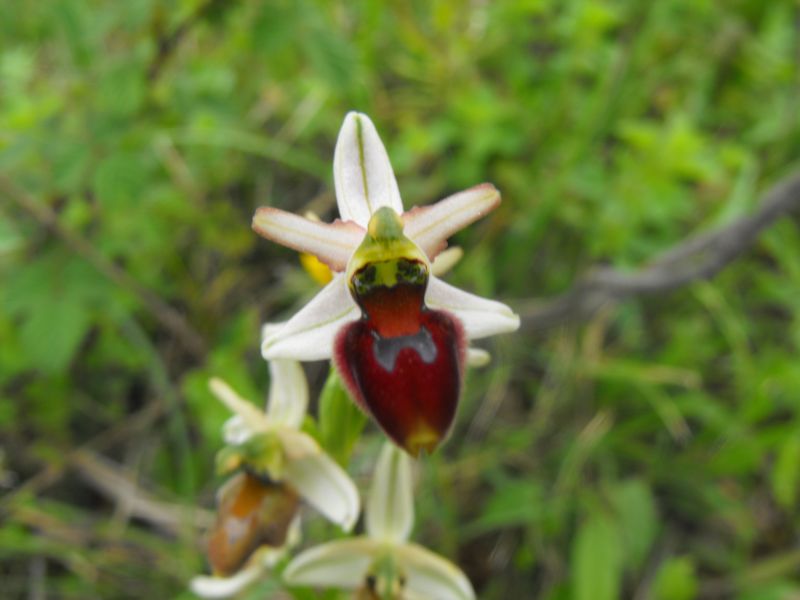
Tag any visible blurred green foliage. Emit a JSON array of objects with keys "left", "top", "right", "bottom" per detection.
[{"left": 1, "top": 0, "right": 799, "bottom": 598}]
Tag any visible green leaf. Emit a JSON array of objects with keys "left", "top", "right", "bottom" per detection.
[
  {"left": 771, "top": 435, "right": 800, "bottom": 510},
  {"left": 96, "top": 61, "right": 146, "bottom": 117},
  {"left": 19, "top": 291, "right": 90, "bottom": 373},
  {"left": 609, "top": 479, "right": 660, "bottom": 569},
  {"left": 92, "top": 151, "right": 150, "bottom": 209},
  {"left": 0, "top": 215, "right": 23, "bottom": 256},
  {"left": 571, "top": 512, "right": 624, "bottom": 600},
  {"left": 737, "top": 581, "right": 800, "bottom": 600},
  {"left": 473, "top": 479, "right": 544, "bottom": 531},
  {"left": 318, "top": 367, "right": 367, "bottom": 466},
  {"left": 653, "top": 556, "right": 697, "bottom": 600},
  {"left": 303, "top": 27, "right": 357, "bottom": 91},
  {"left": 3, "top": 254, "right": 107, "bottom": 373},
  {"left": 252, "top": 2, "right": 299, "bottom": 54}
]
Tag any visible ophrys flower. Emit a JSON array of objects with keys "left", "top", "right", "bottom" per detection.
[
  {"left": 190, "top": 358, "right": 359, "bottom": 598},
  {"left": 283, "top": 442, "right": 475, "bottom": 600},
  {"left": 254, "top": 112, "right": 519, "bottom": 455}
]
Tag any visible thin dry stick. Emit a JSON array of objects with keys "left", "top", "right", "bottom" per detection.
[
  {"left": 518, "top": 171, "right": 800, "bottom": 331},
  {"left": 71, "top": 450, "right": 213, "bottom": 534},
  {"left": 1, "top": 175, "right": 207, "bottom": 359},
  {"left": 0, "top": 399, "right": 165, "bottom": 512}
]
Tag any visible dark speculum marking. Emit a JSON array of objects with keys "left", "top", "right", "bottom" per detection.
[
  {"left": 396, "top": 258, "right": 426, "bottom": 284},
  {"left": 372, "top": 325, "right": 437, "bottom": 372},
  {"left": 352, "top": 263, "right": 377, "bottom": 296}
]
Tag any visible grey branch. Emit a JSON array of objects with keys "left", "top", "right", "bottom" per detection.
[
  {"left": 518, "top": 171, "right": 800, "bottom": 331},
  {"left": 72, "top": 450, "right": 213, "bottom": 535}
]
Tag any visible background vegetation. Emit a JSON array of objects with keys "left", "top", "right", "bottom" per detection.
[{"left": 2, "top": 1, "right": 800, "bottom": 598}]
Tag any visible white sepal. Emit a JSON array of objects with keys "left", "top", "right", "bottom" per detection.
[
  {"left": 221, "top": 415, "right": 251, "bottom": 446},
  {"left": 426, "top": 276, "right": 520, "bottom": 340},
  {"left": 261, "top": 322, "right": 284, "bottom": 342},
  {"left": 209, "top": 378, "right": 270, "bottom": 434},
  {"left": 283, "top": 538, "right": 380, "bottom": 588},
  {"left": 366, "top": 442, "right": 414, "bottom": 543},
  {"left": 333, "top": 112, "right": 404, "bottom": 227},
  {"left": 466, "top": 347, "right": 491, "bottom": 368},
  {"left": 430, "top": 246, "right": 464, "bottom": 277},
  {"left": 265, "top": 360, "right": 308, "bottom": 429},
  {"left": 281, "top": 442, "right": 361, "bottom": 531},
  {"left": 189, "top": 563, "right": 263, "bottom": 599},
  {"left": 395, "top": 542, "right": 476, "bottom": 600},
  {"left": 261, "top": 274, "right": 358, "bottom": 361}
]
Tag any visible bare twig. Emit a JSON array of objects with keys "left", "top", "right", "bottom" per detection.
[
  {"left": 1, "top": 175, "right": 207, "bottom": 359},
  {"left": 71, "top": 450, "right": 213, "bottom": 535},
  {"left": 0, "top": 399, "right": 165, "bottom": 512},
  {"left": 699, "top": 548, "right": 800, "bottom": 597},
  {"left": 28, "top": 556, "right": 46, "bottom": 600},
  {"left": 518, "top": 172, "right": 800, "bottom": 331}
]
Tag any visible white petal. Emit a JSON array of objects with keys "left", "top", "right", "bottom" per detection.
[
  {"left": 265, "top": 360, "right": 308, "bottom": 429},
  {"left": 275, "top": 427, "right": 321, "bottom": 461},
  {"left": 252, "top": 544, "right": 289, "bottom": 569},
  {"left": 282, "top": 443, "right": 361, "bottom": 531},
  {"left": 426, "top": 277, "right": 520, "bottom": 340},
  {"left": 285, "top": 514, "right": 303, "bottom": 549},
  {"left": 402, "top": 184, "right": 500, "bottom": 260},
  {"left": 333, "top": 112, "right": 404, "bottom": 227},
  {"left": 261, "top": 322, "right": 285, "bottom": 343},
  {"left": 252, "top": 207, "right": 363, "bottom": 271},
  {"left": 395, "top": 542, "right": 476, "bottom": 600},
  {"left": 430, "top": 246, "right": 464, "bottom": 277},
  {"left": 366, "top": 442, "right": 414, "bottom": 543},
  {"left": 222, "top": 415, "right": 252, "bottom": 445},
  {"left": 466, "top": 348, "right": 491, "bottom": 368},
  {"left": 261, "top": 274, "right": 358, "bottom": 361},
  {"left": 283, "top": 538, "right": 380, "bottom": 589},
  {"left": 189, "top": 563, "right": 263, "bottom": 598},
  {"left": 209, "top": 378, "right": 270, "bottom": 434}
]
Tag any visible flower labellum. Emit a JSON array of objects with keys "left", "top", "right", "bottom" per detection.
[
  {"left": 334, "top": 207, "right": 466, "bottom": 456},
  {"left": 207, "top": 472, "right": 299, "bottom": 577}
]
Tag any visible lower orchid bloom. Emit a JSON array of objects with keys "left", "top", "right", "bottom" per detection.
[
  {"left": 191, "top": 473, "right": 301, "bottom": 598},
  {"left": 190, "top": 359, "right": 360, "bottom": 598},
  {"left": 253, "top": 112, "right": 519, "bottom": 455},
  {"left": 283, "top": 441, "right": 476, "bottom": 600}
]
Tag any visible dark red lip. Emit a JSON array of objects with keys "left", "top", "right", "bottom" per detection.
[{"left": 334, "top": 282, "right": 466, "bottom": 456}]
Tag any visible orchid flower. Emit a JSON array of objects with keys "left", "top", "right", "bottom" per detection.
[
  {"left": 190, "top": 359, "right": 360, "bottom": 598},
  {"left": 253, "top": 112, "right": 519, "bottom": 455},
  {"left": 283, "top": 441, "right": 475, "bottom": 600}
]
